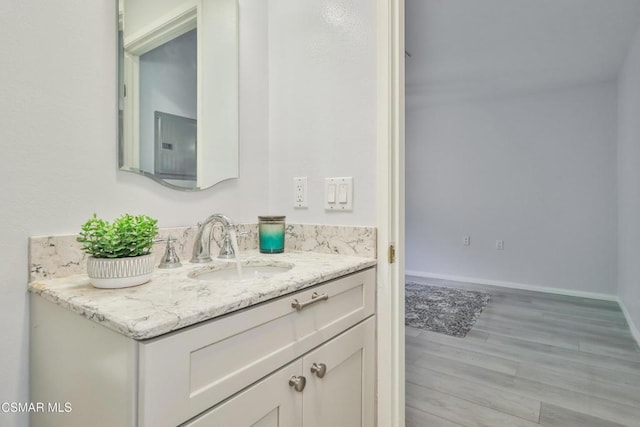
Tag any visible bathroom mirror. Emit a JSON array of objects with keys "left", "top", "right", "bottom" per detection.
[{"left": 118, "top": 0, "right": 239, "bottom": 191}]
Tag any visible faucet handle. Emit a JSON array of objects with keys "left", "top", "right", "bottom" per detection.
[{"left": 158, "top": 235, "right": 182, "bottom": 269}]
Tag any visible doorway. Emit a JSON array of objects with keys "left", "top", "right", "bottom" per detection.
[{"left": 404, "top": 1, "right": 640, "bottom": 425}]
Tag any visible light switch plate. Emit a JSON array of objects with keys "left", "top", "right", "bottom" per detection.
[{"left": 325, "top": 177, "right": 353, "bottom": 211}]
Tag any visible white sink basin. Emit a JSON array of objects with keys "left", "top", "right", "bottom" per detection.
[{"left": 189, "top": 262, "right": 293, "bottom": 281}]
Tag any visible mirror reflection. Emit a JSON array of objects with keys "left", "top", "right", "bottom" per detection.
[{"left": 118, "top": 0, "right": 238, "bottom": 191}]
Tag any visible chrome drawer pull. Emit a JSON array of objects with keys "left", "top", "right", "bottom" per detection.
[
  {"left": 288, "top": 375, "right": 306, "bottom": 392},
  {"left": 310, "top": 362, "right": 327, "bottom": 378},
  {"left": 291, "top": 292, "right": 329, "bottom": 311}
]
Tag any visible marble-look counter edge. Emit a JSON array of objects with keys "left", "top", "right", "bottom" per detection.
[{"left": 28, "top": 251, "right": 377, "bottom": 340}]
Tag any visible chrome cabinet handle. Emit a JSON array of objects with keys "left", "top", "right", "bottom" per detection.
[
  {"left": 288, "top": 375, "right": 306, "bottom": 392},
  {"left": 310, "top": 363, "right": 327, "bottom": 378},
  {"left": 291, "top": 292, "right": 329, "bottom": 311}
]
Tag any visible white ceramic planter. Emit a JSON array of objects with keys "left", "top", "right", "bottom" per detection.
[{"left": 87, "top": 254, "right": 155, "bottom": 289}]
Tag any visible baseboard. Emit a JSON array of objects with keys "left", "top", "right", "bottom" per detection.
[
  {"left": 404, "top": 270, "right": 619, "bottom": 302},
  {"left": 617, "top": 298, "right": 640, "bottom": 347},
  {"left": 405, "top": 269, "right": 640, "bottom": 347}
]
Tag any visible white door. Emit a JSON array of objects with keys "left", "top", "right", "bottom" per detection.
[
  {"left": 184, "top": 360, "right": 303, "bottom": 427},
  {"left": 302, "top": 318, "right": 375, "bottom": 427}
]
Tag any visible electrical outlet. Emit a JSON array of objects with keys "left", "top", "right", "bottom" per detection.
[
  {"left": 463, "top": 236, "right": 471, "bottom": 246},
  {"left": 293, "top": 177, "right": 308, "bottom": 208},
  {"left": 496, "top": 240, "right": 504, "bottom": 250}
]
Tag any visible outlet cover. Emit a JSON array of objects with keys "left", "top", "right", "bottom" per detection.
[{"left": 293, "top": 177, "right": 308, "bottom": 208}]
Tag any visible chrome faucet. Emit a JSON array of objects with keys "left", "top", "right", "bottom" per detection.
[{"left": 191, "top": 214, "right": 237, "bottom": 263}]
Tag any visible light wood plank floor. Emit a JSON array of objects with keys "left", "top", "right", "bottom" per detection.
[{"left": 405, "top": 276, "right": 640, "bottom": 427}]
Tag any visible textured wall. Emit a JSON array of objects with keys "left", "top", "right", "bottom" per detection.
[
  {"left": 267, "top": 0, "right": 377, "bottom": 226},
  {"left": 406, "top": 81, "right": 619, "bottom": 294}
]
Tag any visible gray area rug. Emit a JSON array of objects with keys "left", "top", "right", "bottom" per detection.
[{"left": 405, "top": 283, "right": 490, "bottom": 337}]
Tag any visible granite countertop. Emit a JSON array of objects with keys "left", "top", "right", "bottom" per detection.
[{"left": 28, "top": 250, "right": 376, "bottom": 340}]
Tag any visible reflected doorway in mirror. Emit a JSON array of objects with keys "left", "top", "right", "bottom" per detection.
[{"left": 117, "top": 0, "right": 239, "bottom": 191}]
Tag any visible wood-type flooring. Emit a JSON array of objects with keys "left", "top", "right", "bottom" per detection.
[{"left": 405, "top": 276, "right": 640, "bottom": 427}]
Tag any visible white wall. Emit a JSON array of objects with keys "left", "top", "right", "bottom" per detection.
[
  {"left": 406, "top": 81, "right": 619, "bottom": 294},
  {"left": 0, "top": 0, "right": 270, "bottom": 425},
  {"left": 618, "top": 27, "right": 640, "bottom": 337},
  {"left": 267, "top": 0, "right": 377, "bottom": 226}
]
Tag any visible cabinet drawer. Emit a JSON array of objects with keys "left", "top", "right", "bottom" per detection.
[{"left": 138, "top": 268, "right": 375, "bottom": 427}]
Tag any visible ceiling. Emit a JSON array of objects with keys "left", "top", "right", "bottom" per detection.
[{"left": 406, "top": 0, "right": 640, "bottom": 96}]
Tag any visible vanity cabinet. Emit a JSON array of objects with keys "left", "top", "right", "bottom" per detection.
[
  {"left": 186, "top": 318, "right": 374, "bottom": 427},
  {"left": 30, "top": 268, "right": 375, "bottom": 427}
]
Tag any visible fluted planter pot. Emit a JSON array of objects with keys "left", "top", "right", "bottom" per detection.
[{"left": 87, "top": 254, "right": 155, "bottom": 289}]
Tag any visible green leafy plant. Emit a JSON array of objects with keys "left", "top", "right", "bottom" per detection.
[{"left": 77, "top": 213, "right": 159, "bottom": 258}]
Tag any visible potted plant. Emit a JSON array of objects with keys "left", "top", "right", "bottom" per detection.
[{"left": 77, "top": 213, "right": 159, "bottom": 289}]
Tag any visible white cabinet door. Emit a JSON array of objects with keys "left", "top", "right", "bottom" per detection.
[
  {"left": 184, "top": 360, "right": 303, "bottom": 427},
  {"left": 302, "top": 318, "right": 375, "bottom": 427}
]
